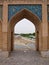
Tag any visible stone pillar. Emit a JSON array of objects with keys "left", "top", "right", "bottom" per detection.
[
  {"left": 1, "top": 1, "right": 9, "bottom": 57},
  {"left": 35, "top": 29, "right": 39, "bottom": 51},
  {"left": 36, "top": 24, "right": 42, "bottom": 51},
  {"left": 8, "top": 26, "right": 11, "bottom": 51},
  {"left": 41, "top": 1, "right": 49, "bottom": 57},
  {"left": 39, "top": 23, "right": 42, "bottom": 51},
  {"left": 11, "top": 31, "right": 14, "bottom": 51},
  {"left": 35, "top": 29, "right": 37, "bottom": 50}
]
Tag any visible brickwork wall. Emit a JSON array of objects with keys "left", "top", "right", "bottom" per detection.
[{"left": 0, "top": 0, "right": 49, "bottom": 57}]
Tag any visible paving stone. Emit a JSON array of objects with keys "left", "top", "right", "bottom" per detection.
[{"left": 0, "top": 50, "right": 49, "bottom": 65}]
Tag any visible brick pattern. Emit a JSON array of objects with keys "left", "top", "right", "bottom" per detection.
[{"left": 0, "top": 0, "right": 48, "bottom": 57}]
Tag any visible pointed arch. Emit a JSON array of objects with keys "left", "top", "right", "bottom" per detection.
[
  {"left": 8, "top": 9, "right": 41, "bottom": 51},
  {"left": 9, "top": 9, "right": 41, "bottom": 31}
]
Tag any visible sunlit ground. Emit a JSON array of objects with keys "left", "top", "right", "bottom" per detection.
[{"left": 13, "top": 35, "right": 36, "bottom": 51}]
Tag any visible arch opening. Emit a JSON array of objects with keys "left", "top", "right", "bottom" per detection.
[
  {"left": 8, "top": 9, "right": 41, "bottom": 52},
  {"left": 13, "top": 18, "right": 36, "bottom": 51}
]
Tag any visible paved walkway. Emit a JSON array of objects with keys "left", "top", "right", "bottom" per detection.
[{"left": 0, "top": 50, "right": 49, "bottom": 65}]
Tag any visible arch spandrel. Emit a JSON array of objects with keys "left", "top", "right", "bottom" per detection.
[
  {"left": 8, "top": 5, "right": 42, "bottom": 21},
  {"left": 9, "top": 9, "right": 41, "bottom": 32}
]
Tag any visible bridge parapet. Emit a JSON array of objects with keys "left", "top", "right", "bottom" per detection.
[{"left": 0, "top": 0, "right": 48, "bottom": 4}]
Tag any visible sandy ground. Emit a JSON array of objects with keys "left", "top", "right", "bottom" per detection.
[{"left": 14, "top": 35, "right": 36, "bottom": 50}]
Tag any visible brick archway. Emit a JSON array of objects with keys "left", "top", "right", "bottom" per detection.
[
  {"left": 0, "top": 0, "right": 48, "bottom": 58},
  {"left": 8, "top": 9, "right": 41, "bottom": 51},
  {"left": 9, "top": 9, "right": 41, "bottom": 31}
]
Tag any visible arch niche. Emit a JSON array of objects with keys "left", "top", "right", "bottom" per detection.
[{"left": 8, "top": 9, "right": 41, "bottom": 52}]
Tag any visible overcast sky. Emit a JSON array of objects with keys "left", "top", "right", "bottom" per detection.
[{"left": 14, "top": 18, "right": 35, "bottom": 34}]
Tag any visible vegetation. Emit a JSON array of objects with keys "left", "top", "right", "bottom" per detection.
[
  {"left": 32, "top": 33, "right": 35, "bottom": 36},
  {"left": 14, "top": 33, "right": 35, "bottom": 38}
]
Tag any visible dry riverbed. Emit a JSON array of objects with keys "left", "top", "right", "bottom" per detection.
[{"left": 14, "top": 35, "right": 36, "bottom": 50}]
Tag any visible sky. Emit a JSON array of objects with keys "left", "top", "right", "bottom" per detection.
[{"left": 14, "top": 18, "right": 35, "bottom": 34}]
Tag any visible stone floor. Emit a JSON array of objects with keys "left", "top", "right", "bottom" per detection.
[{"left": 0, "top": 50, "right": 49, "bottom": 65}]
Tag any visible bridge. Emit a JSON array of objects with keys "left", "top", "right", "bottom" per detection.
[{"left": 0, "top": 0, "right": 49, "bottom": 57}]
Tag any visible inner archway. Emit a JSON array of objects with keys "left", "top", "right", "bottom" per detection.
[
  {"left": 8, "top": 9, "right": 41, "bottom": 52},
  {"left": 14, "top": 18, "right": 36, "bottom": 51}
]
